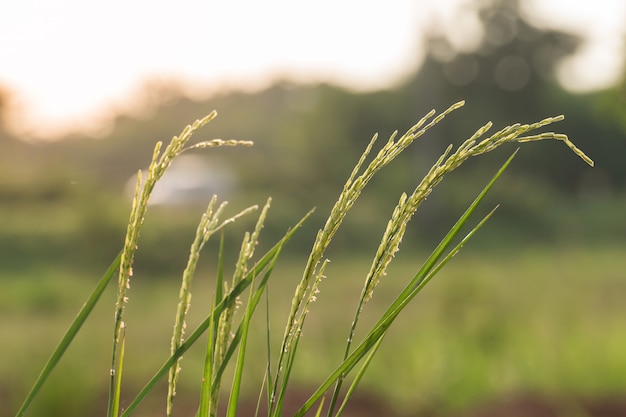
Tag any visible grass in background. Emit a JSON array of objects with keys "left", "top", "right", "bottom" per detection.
[
  {"left": 5, "top": 101, "right": 597, "bottom": 417},
  {"left": 2, "top": 244, "right": 625, "bottom": 417}
]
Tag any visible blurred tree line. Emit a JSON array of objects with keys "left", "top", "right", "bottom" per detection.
[{"left": 1, "top": 0, "right": 624, "bottom": 275}]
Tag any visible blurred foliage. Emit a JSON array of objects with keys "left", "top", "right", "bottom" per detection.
[{"left": 0, "top": 0, "right": 624, "bottom": 275}]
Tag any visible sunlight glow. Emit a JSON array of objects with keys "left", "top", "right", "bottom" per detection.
[
  {"left": 0, "top": 0, "right": 624, "bottom": 139},
  {"left": 0, "top": 0, "right": 423, "bottom": 138},
  {"left": 523, "top": 0, "right": 626, "bottom": 92}
]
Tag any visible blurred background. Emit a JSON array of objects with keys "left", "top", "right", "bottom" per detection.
[{"left": 1, "top": 0, "right": 625, "bottom": 416}]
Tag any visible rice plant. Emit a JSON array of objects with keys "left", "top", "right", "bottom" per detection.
[{"left": 13, "top": 101, "right": 592, "bottom": 417}]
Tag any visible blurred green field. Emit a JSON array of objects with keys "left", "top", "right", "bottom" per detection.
[
  {"left": 3, "top": 1, "right": 626, "bottom": 414},
  {"left": 2, "top": 242, "right": 625, "bottom": 417}
]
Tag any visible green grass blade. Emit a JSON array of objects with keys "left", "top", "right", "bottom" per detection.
[
  {"left": 293, "top": 152, "right": 517, "bottom": 417},
  {"left": 383, "top": 150, "right": 517, "bottom": 321},
  {"left": 414, "top": 204, "right": 499, "bottom": 296},
  {"left": 120, "top": 281, "right": 249, "bottom": 417},
  {"left": 123, "top": 266, "right": 268, "bottom": 416},
  {"left": 111, "top": 325, "right": 126, "bottom": 417},
  {"left": 314, "top": 397, "right": 326, "bottom": 417},
  {"left": 122, "top": 266, "right": 266, "bottom": 417},
  {"left": 264, "top": 283, "right": 273, "bottom": 414},
  {"left": 334, "top": 337, "right": 384, "bottom": 417},
  {"left": 270, "top": 320, "right": 304, "bottom": 416},
  {"left": 14, "top": 251, "right": 121, "bottom": 417},
  {"left": 197, "top": 297, "right": 217, "bottom": 417},
  {"left": 212, "top": 242, "right": 282, "bottom": 397},
  {"left": 197, "top": 231, "right": 226, "bottom": 417},
  {"left": 120, "top": 210, "right": 313, "bottom": 417},
  {"left": 226, "top": 273, "right": 261, "bottom": 416}
]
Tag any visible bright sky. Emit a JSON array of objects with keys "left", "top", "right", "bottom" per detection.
[
  {"left": 0, "top": 0, "right": 624, "bottom": 139},
  {"left": 522, "top": 0, "right": 626, "bottom": 93}
]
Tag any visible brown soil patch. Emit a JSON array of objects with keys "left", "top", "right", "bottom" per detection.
[{"left": 452, "top": 393, "right": 626, "bottom": 417}]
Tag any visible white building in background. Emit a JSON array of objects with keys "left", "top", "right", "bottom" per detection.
[{"left": 125, "top": 154, "right": 235, "bottom": 205}]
